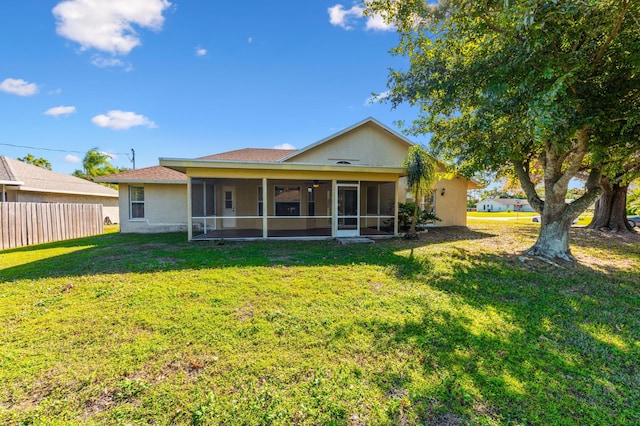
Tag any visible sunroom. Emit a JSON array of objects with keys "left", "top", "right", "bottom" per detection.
[{"left": 160, "top": 159, "right": 405, "bottom": 240}]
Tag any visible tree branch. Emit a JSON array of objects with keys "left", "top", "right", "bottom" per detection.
[
  {"left": 566, "top": 167, "right": 603, "bottom": 219},
  {"left": 479, "top": 14, "right": 523, "bottom": 42},
  {"left": 553, "top": 126, "right": 589, "bottom": 194},
  {"left": 513, "top": 159, "right": 544, "bottom": 213},
  {"left": 591, "top": 0, "right": 633, "bottom": 75}
]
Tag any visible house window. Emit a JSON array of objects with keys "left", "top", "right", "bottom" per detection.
[
  {"left": 224, "top": 191, "right": 233, "bottom": 209},
  {"left": 258, "top": 187, "right": 263, "bottom": 216},
  {"left": 130, "top": 186, "right": 145, "bottom": 219},
  {"left": 275, "top": 186, "right": 300, "bottom": 216}
]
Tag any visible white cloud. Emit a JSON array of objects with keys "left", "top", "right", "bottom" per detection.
[
  {"left": 0, "top": 78, "right": 39, "bottom": 96},
  {"left": 91, "top": 110, "right": 157, "bottom": 130},
  {"left": 328, "top": 4, "right": 394, "bottom": 31},
  {"left": 52, "top": 0, "right": 172, "bottom": 55},
  {"left": 64, "top": 154, "right": 81, "bottom": 163},
  {"left": 328, "top": 4, "right": 364, "bottom": 30},
  {"left": 273, "top": 143, "right": 295, "bottom": 150},
  {"left": 195, "top": 47, "right": 207, "bottom": 57},
  {"left": 365, "top": 13, "right": 395, "bottom": 31},
  {"left": 45, "top": 105, "right": 77, "bottom": 116},
  {"left": 91, "top": 55, "right": 132, "bottom": 69},
  {"left": 365, "top": 90, "right": 390, "bottom": 105}
]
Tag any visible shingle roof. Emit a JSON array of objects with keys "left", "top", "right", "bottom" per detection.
[
  {"left": 97, "top": 166, "right": 187, "bottom": 183},
  {"left": 0, "top": 156, "right": 20, "bottom": 183},
  {"left": 0, "top": 156, "right": 118, "bottom": 197},
  {"left": 199, "top": 148, "right": 297, "bottom": 162}
]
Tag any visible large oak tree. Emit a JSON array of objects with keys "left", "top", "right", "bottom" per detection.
[{"left": 367, "top": 0, "right": 640, "bottom": 260}]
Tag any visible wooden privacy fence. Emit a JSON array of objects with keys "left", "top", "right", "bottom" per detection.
[{"left": 0, "top": 202, "right": 104, "bottom": 250}]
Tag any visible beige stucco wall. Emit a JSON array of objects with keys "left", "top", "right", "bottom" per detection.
[
  {"left": 288, "top": 121, "right": 410, "bottom": 167},
  {"left": 9, "top": 190, "right": 119, "bottom": 224},
  {"left": 118, "top": 183, "right": 188, "bottom": 233},
  {"left": 433, "top": 177, "right": 468, "bottom": 227},
  {"left": 398, "top": 176, "right": 469, "bottom": 227}
]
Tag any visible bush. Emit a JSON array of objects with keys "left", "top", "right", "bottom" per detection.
[{"left": 397, "top": 202, "right": 441, "bottom": 231}]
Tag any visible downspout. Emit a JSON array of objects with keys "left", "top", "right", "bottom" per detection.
[
  {"left": 394, "top": 179, "right": 399, "bottom": 236},
  {"left": 187, "top": 177, "right": 193, "bottom": 241},
  {"left": 332, "top": 179, "right": 337, "bottom": 237},
  {"left": 262, "top": 178, "right": 268, "bottom": 239}
]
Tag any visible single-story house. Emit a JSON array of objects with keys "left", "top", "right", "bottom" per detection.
[
  {"left": 0, "top": 156, "right": 119, "bottom": 223},
  {"left": 476, "top": 198, "right": 535, "bottom": 212},
  {"left": 99, "top": 118, "right": 481, "bottom": 240}
]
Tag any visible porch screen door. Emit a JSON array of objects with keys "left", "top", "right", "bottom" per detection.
[
  {"left": 222, "top": 186, "right": 236, "bottom": 228},
  {"left": 337, "top": 184, "right": 359, "bottom": 237}
]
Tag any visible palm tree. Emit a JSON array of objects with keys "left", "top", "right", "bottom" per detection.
[
  {"left": 403, "top": 144, "right": 437, "bottom": 238},
  {"left": 72, "top": 148, "right": 124, "bottom": 181},
  {"left": 18, "top": 153, "right": 52, "bottom": 170}
]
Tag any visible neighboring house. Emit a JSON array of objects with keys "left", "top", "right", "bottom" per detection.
[
  {"left": 0, "top": 156, "right": 119, "bottom": 222},
  {"left": 99, "top": 118, "right": 481, "bottom": 240},
  {"left": 476, "top": 198, "right": 535, "bottom": 212}
]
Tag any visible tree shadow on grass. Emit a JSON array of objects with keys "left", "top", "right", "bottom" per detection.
[
  {"left": 355, "top": 249, "right": 640, "bottom": 424},
  {"left": 2, "top": 227, "right": 639, "bottom": 424},
  {"left": 0, "top": 228, "right": 495, "bottom": 282},
  {"left": 570, "top": 227, "right": 640, "bottom": 260}
]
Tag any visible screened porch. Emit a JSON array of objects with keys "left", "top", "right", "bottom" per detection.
[{"left": 189, "top": 178, "right": 397, "bottom": 240}]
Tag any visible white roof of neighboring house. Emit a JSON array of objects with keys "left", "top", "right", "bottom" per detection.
[
  {"left": 479, "top": 198, "right": 530, "bottom": 206},
  {"left": 0, "top": 156, "right": 118, "bottom": 198}
]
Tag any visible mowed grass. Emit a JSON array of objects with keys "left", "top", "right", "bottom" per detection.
[{"left": 0, "top": 221, "right": 638, "bottom": 425}]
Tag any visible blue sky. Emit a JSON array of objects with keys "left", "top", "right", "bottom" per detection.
[{"left": 1, "top": 1, "right": 424, "bottom": 175}]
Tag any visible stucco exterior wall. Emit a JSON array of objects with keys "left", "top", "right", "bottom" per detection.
[
  {"left": 118, "top": 183, "right": 188, "bottom": 233},
  {"left": 288, "top": 122, "right": 410, "bottom": 167},
  {"left": 399, "top": 177, "right": 468, "bottom": 227},
  {"left": 10, "top": 190, "right": 119, "bottom": 223},
  {"left": 433, "top": 177, "right": 468, "bottom": 226}
]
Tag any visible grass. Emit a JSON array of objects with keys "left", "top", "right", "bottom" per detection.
[
  {"left": 0, "top": 221, "right": 638, "bottom": 425},
  {"left": 467, "top": 211, "right": 539, "bottom": 218},
  {"left": 467, "top": 211, "right": 593, "bottom": 226}
]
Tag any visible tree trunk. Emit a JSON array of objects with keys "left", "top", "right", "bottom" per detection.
[
  {"left": 408, "top": 201, "right": 418, "bottom": 237},
  {"left": 525, "top": 188, "right": 577, "bottom": 261},
  {"left": 526, "top": 217, "right": 575, "bottom": 261},
  {"left": 587, "top": 177, "right": 632, "bottom": 232}
]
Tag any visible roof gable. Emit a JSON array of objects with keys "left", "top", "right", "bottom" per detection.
[
  {"left": 0, "top": 156, "right": 118, "bottom": 197},
  {"left": 281, "top": 117, "right": 413, "bottom": 167}
]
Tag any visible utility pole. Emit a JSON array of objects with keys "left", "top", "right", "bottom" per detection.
[{"left": 131, "top": 148, "right": 136, "bottom": 170}]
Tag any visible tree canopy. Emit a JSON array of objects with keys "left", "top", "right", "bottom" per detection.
[
  {"left": 367, "top": 0, "right": 640, "bottom": 260},
  {"left": 72, "top": 148, "right": 128, "bottom": 184},
  {"left": 18, "top": 154, "right": 51, "bottom": 170}
]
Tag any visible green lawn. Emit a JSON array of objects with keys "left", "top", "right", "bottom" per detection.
[
  {"left": 1, "top": 222, "right": 638, "bottom": 425},
  {"left": 467, "top": 211, "right": 540, "bottom": 218}
]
